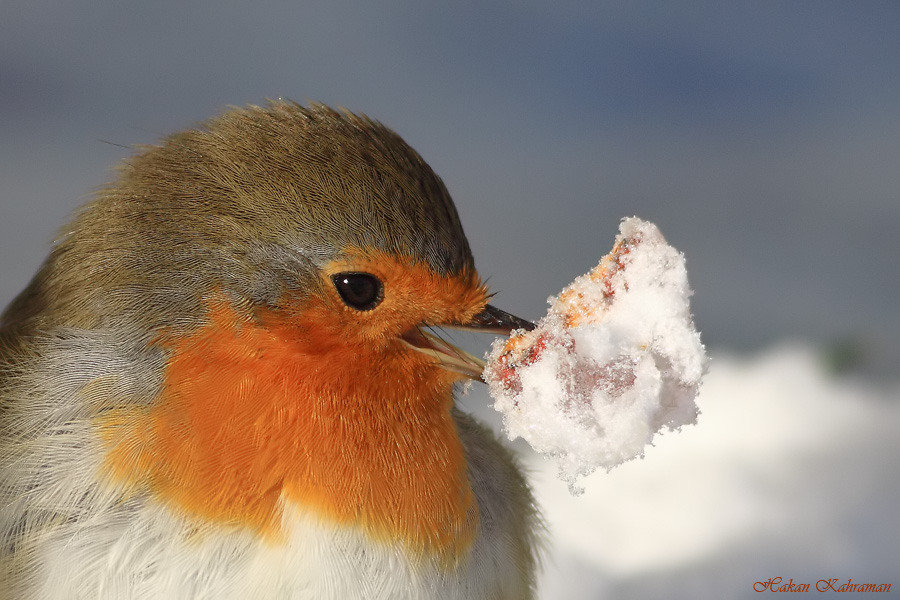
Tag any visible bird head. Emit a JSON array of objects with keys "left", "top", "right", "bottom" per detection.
[{"left": 6, "top": 102, "right": 533, "bottom": 562}]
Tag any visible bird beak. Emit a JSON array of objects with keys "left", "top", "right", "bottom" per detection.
[
  {"left": 399, "top": 305, "right": 535, "bottom": 381},
  {"left": 460, "top": 304, "right": 536, "bottom": 335}
]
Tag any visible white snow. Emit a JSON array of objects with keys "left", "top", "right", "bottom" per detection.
[
  {"left": 483, "top": 217, "right": 707, "bottom": 492},
  {"left": 529, "top": 345, "right": 900, "bottom": 599},
  {"left": 460, "top": 344, "right": 900, "bottom": 599}
]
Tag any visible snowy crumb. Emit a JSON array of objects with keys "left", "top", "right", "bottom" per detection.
[{"left": 483, "top": 217, "right": 707, "bottom": 494}]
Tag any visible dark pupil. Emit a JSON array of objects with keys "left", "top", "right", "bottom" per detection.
[{"left": 332, "top": 273, "right": 383, "bottom": 311}]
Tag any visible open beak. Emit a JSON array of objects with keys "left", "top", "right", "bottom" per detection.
[
  {"left": 399, "top": 305, "right": 535, "bottom": 381},
  {"left": 457, "top": 304, "right": 536, "bottom": 335}
]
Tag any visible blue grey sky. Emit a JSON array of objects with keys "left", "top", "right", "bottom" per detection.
[
  {"left": 3, "top": 4, "right": 900, "bottom": 598},
  {"left": 3, "top": 1, "right": 899, "bottom": 372}
]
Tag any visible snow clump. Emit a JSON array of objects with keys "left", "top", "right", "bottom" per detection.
[{"left": 483, "top": 217, "right": 707, "bottom": 494}]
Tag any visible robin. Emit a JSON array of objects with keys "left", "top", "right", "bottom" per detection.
[{"left": 0, "top": 102, "right": 540, "bottom": 599}]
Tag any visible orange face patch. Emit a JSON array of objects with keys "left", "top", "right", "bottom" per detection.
[
  {"left": 299, "top": 248, "right": 488, "bottom": 348},
  {"left": 98, "top": 251, "right": 488, "bottom": 564}
]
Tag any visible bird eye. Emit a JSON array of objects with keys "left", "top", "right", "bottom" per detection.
[{"left": 331, "top": 272, "right": 384, "bottom": 311}]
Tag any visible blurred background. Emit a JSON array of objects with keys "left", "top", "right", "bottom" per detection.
[{"left": 2, "top": 1, "right": 898, "bottom": 597}]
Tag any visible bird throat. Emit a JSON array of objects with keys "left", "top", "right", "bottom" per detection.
[{"left": 98, "top": 300, "right": 478, "bottom": 565}]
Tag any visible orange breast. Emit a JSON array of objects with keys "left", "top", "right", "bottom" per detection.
[{"left": 99, "top": 299, "right": 478, "bottom": 563}]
